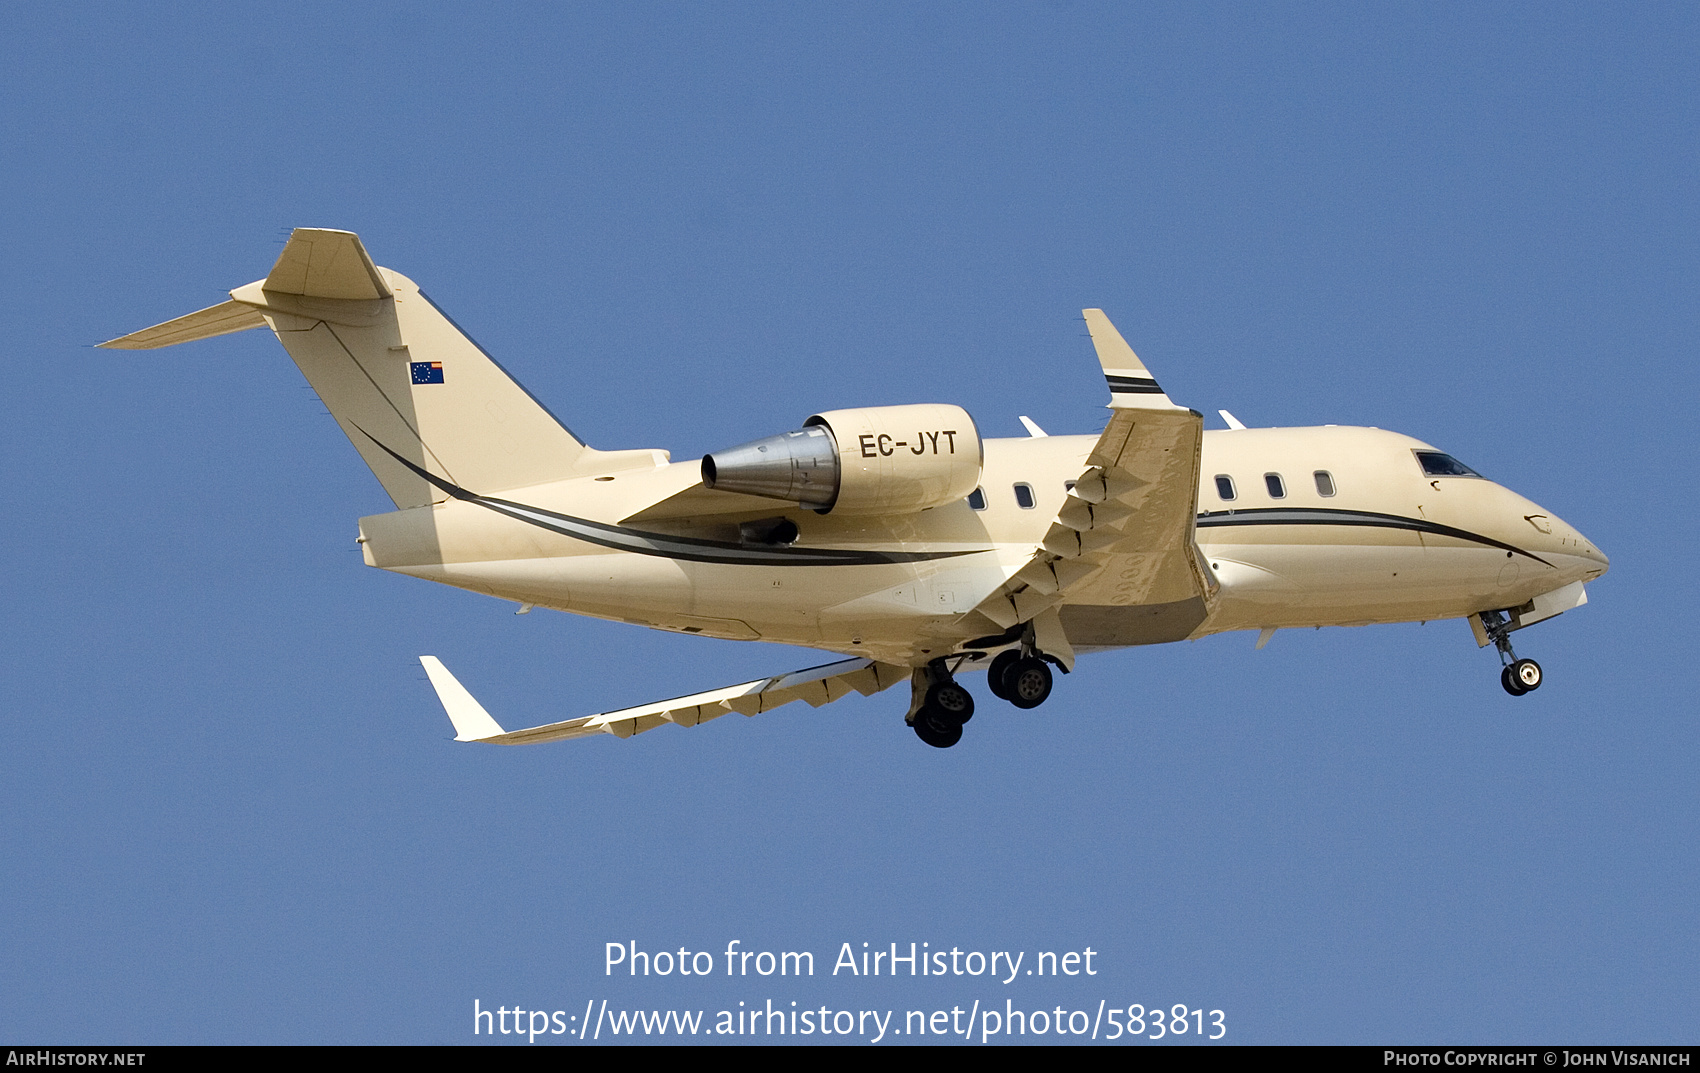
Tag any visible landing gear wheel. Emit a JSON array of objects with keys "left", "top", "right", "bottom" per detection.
[
  {"left": 1500, "top": 666, "right": 1528, "bottom": 696},
  {"left": 1007, "top": 657, "right": 1053, "bottom": 710},
  {"left": 987, "top": 651, "right": 1020, "bottom": 701},
  {"left": 926, "top": 681, "right": 975, "bottom": 724},
  {"left": 913, "top": 706, "right": 965, "bottom": 748},
  {"left": 1509, "top": 658, "right": 1542, "bottom": 693},
  {"left": 1481, "top": 610, "right": 1542, "bottom": 699}
]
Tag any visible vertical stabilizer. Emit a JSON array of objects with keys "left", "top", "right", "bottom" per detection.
[{"left": 103, "top": 229, "right": 645, "bottom": 509}]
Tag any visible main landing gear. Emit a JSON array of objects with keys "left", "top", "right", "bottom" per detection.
[
  {"left": 914, "top": 678, "right": 973, "bottom": 748},
  {"left": 1478, "top": 609, "right": 1543, "bottom": 697},
  {"left": 908, "top": 632, "right": 1064, "bottom": 748},
  {"left": 985, "top": 649, "right": 1054, "bottom": 710}
]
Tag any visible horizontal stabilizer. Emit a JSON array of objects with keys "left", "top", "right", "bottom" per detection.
[
  {"left": 99, "top": 299, "right": 267, "bottom": 350},
  {"left": 263, "top": 228, "right": 391, "bottom": 300},
  {"left": 420, "top": 655, "right": 907, "bottom": 745}
]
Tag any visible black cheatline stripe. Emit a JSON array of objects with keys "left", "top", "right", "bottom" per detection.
[
  {"left": 1196, "top": 507, "right": 1552, "bottom": 566},
  {"left": 357, "top": 427, "right": 978, "bottom": 568},
  {"left": 1105, "top": 374, "right": 1163, "bottom": 394}
]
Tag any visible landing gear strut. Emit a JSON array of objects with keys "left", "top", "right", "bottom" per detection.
[{"left": 1479, "top": 610, "right": 1543, "bottom": 696}]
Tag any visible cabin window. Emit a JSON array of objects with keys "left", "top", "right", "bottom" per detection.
[
  {"left": 1013, "top": 483, "right": 1036, "bottom": 509},
  {"left": 1314, "top": 470, "right": 1336, "bottom": 497},
  {"left": 1264, "top": 473, "right": 1286, "bottom": 499},
  {"left": 1214, "top": 475, "right": 1236, "bottom": 501},
  {"left": 967, "top": 487, "right": 987, "bottom": 511},
  {"left": 1414, "top": 451, "right": 1482, "bottom": 478}
]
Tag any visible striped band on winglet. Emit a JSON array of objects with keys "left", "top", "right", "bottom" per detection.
[{"left": 1105, "top": 373, "right": 1163, "bottom": 394}]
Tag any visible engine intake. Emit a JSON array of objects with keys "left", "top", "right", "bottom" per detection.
[{"left": 702, "top": 403, "right": 983, "bottom": 515}]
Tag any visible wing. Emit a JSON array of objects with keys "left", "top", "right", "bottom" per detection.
[
  {"left": 966, "top": 310, "right": 1215, "bottom": 663},
  {"left": 419, "top": 655, "right": 908, "bottom": 745}
]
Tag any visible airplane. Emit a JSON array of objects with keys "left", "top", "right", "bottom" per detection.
[{"left": 103, "top": 228, "right": 1609, "bottom": 749}]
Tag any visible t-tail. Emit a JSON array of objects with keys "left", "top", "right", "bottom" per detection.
[{"left": 101, "top": 228, "right": 660, "bottom": 508}]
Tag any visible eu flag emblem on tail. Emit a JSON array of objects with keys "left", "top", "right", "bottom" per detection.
[{"left": 411, "top": 361, "right": 445, "bottom": 385}]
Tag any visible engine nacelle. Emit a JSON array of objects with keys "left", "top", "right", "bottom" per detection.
[{"left": 702, "top": 403, "right": 982, "bottom": 515}]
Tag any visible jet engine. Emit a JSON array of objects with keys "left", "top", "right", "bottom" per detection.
[{"left": 702, "top": 403, "right": 983, "bottom": 515}]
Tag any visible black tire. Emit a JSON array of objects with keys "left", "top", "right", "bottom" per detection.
[
  {"left": 913, "top": 708, "right": 964, "bottom": 748},
  {"left": 926, "top": 681, "right": 975, "bottom": 724},
  {"left": 1501, "top": 665, "right": 1529, "bottom": 696},
  {"left": 1510, "top": 658, "right": 1542, "bottom": 693},
  {"left": 1007, "top": 657, "right": 1053, "bottom": 710},
  {"left": 987, "top": 651, "right": 1020, "bottom": 701}
]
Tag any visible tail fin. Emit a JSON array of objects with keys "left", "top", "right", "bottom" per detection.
[{"left": 103, "top": 229, "right": 646, "bottom": 508}]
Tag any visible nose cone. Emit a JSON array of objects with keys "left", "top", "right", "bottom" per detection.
[
  {"left": 1579, "top": 532, "right": 1609, "bottom": 573},
  {"left": 1510, "top": 498, "right": 1608, "bottom": 582}
]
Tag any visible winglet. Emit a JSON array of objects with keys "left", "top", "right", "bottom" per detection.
[
  {"left": 419, "top": 656, "right": 507, "bottom": 741},
  {"left": 1082, "top": 309, "right": 1180, "bottom": 410}
]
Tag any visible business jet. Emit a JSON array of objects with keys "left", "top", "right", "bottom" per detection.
[{"left": 103, "top": 229, "right": 1608, "bottom": 748}]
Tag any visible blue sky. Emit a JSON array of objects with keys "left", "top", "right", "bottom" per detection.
[{"left": 2, "top": 3, "right": 1695, "bottom": 1044}]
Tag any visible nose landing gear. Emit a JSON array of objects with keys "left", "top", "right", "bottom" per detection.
[
  {"left": 1479, "top": 609, "right": 1543, "bottom": 696},
  {"left": 1501, "top": 660, "right": 1543, "bottom": 696}
]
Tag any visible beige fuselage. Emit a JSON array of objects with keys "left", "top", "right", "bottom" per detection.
[
  {"left": 104, "top": 230, "right": 1604, "bottom": 741},
  {"left": 358, "top": 424, "right": 1606, "bottom": 667}
]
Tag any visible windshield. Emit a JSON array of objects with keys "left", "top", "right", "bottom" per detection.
[{"left": 1414, "top": 450, "right": 1482, "bottom": 478}]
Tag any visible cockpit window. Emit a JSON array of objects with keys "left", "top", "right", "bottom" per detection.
[{"left": 1414, "top": 451, "right": 1482, "bottom": 478}]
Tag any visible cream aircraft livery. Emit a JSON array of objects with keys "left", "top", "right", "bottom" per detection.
[{"left": 104, "top": 229, "right": 1608, "bottom": 748}]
